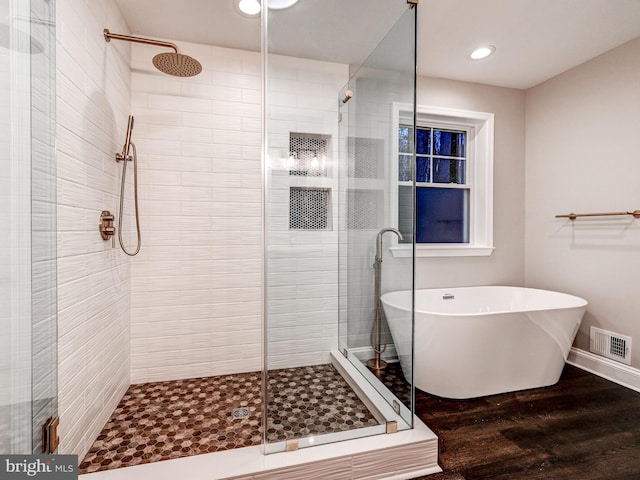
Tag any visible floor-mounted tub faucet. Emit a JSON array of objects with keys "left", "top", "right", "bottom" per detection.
[{"left": 367, "top": 227, "right": 403, "bottom": 373}]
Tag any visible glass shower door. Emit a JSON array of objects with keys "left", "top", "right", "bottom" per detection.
[
  {"left": 264, "top": 0, "right": 416, "bottom": 453},
  {"left": 338, "top": 8, "right": 417, "bottom": 431},
  {"left": 0, "top": 0, "right": 57, "bottom": 454}
]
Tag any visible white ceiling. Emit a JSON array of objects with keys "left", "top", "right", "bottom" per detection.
[{"left": 113, "top": 0, "right": 640, "bottom": 89}]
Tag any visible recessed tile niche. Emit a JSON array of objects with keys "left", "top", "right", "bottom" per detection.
[
  {"left": 288, "top": 132, "right": 332, "bottom": 231},
  {"left": 288, "top": 133, "right": 328, "bottom": 177},
  {"left": 289, "top": 187, "right": 331, "bottom": 230}
]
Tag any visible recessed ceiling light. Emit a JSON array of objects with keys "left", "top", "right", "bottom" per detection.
[
  {"left": 469, "top": 45, "right": 496, "bottom": 60},
  {"left": 235, "top": 0, "right": 299, "bottom": 16},
  {"left": 237, "top": 0, "right": 261, "bottom": 16},
  {"left": 268, "top": 0, "right": 299, "bottom": 9}
]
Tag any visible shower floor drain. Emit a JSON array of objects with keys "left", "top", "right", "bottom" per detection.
[{"left": 232, "top": 408, "right": 249, "bottom": 419}]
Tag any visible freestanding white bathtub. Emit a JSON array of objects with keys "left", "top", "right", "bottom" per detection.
[{"left": 381, "top": 286, "right": 588, "bottom": 399}]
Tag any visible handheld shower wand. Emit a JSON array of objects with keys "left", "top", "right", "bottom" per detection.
[
  {"left": 117, "top": 115, "right": 135, "bottom": 162},
  {"left": 116, "top": 115, "right": 141, "bottom": 256}
]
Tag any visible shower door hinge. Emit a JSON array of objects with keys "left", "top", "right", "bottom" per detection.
[
  {"left": 42, "top": 416, "right": 60, "bottom": 454},
  {"left": 407, "top": 0, "right": 418, "bottom": 7},
  {"left": 285, "top": 439, "right": 299, "bottom": 452},
  {"left": 338, "top": 112, "right": 342, "bottom": 123},
  {"left": 342, "top": 348, "right": 348, "bottom": 358}
]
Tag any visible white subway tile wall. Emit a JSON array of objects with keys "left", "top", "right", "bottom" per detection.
[
  {"left": 129, "top": 43, "right": 263, "bottom": 383},
  {"left": 130, "top": 47, "right": 349, "bottom": 379},
  {"left": 266, "top": 55, "right": 349, "bottom": 369},
  {"left": 56, "top": 0, "right": 131, "bottom": 459}
]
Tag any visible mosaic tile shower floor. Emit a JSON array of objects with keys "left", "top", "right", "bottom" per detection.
[
  {"left": 79, "top": 364, "right": 379, "bottom": 474},
  {"left": 372, "top": 361, "right": 412, "bottom": 407}
]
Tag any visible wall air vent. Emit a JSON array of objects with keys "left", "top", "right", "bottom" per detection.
[{"left": 589, "top": 326, "right": 631, "bottom": 365}]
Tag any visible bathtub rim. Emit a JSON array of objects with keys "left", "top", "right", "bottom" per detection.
[{"left": 381, "top": 285, "right": 588, "bottom": 317}]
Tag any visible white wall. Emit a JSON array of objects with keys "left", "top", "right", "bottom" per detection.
[
  {"left": 525, "top": 36, "right": 640, "bottom": 367},
  {"left": 56, "top": 0, "right": 131, "bottom": 458},
  {"left": 129, "top": 42, "right": 263, "bottom": 383},
  {"left": 414, "top": 77, "right": 526, "bottom": 288}
]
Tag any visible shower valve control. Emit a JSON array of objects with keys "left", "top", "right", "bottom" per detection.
[{"left": 99, "top": 210, "right": 116, "bottom": 240}]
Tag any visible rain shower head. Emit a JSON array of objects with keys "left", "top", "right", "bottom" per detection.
[
  {"left": 152, "top": 52, "right": 202, "bottom": 77},
  {"left": 103, "top": 29, "right": 202, "bottom": 77}
]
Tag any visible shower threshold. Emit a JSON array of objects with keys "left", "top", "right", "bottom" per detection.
[{"left": 80, "top": 352, "right": 439, "bottom": 479}]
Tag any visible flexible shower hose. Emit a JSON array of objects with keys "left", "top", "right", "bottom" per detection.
[{"left": 117, "top": 142, "right": 141, "bottom": 256}]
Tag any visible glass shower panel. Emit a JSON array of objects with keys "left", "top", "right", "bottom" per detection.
[
  {"left": 0, "top": 0, "right": 57, "bottom": 453},
  {"left": 30, "top": 0, "right": 57, "bottom": 454},
  {"left": 264, "top": 0, "right": 415, "bottom": 453},
  {"left": 338, "top": 9, "right": 416, "bottom": 430}
]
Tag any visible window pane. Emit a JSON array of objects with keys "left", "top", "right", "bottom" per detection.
[
  {"left": 433, "top": 130, "right": 465, "bottom": 157},
  {"left": 416, "top": 128, "right": 430, "bottom": 154},
  {"left": 416, "top": 187, "right": 469, "bottom": 243},
  {"left": 398, "top": 126, "right": 412, "bottom": 153},
  {"left": 433, "top": 159, "right": 465, "bottom": 184},
  {"left": 398, "top": 185, "right": 413, "bottom": 243},
  {"left": 398, "top": 155, "right": 412, "bottom": 181},
  {"left": 416, "top": 156, "right": 430, "bottom": 182}
]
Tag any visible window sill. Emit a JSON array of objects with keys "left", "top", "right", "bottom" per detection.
[{"left": 389, "top": 245, "right": 495, "bottom": 258}]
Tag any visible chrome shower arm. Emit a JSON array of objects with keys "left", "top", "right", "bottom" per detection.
[{"left": 103, "top": 29, "right": 179, "bottom": 53}]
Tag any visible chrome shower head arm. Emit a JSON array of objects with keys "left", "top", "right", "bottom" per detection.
[{"left": 103, "top": 29, "right": 179, "bottom": 54}]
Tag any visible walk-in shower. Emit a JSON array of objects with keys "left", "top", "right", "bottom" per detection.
[{"left": 6, "top": 0, "right": 427, "bottom": 475}]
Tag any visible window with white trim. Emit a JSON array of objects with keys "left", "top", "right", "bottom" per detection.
[{"left": 391, "top": 105, "right": 495, "bottom": 257}]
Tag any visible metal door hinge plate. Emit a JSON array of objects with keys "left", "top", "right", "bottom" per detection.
[
  {"left": 386, "top": 420, "right": 398, "bottom": 434},
  {"left": 42, "top": 416, "right": 60, "bottom": 454}
]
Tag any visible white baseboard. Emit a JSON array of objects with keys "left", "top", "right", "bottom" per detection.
[{"left": 567, "top": 347, "right": 640, "bottom": 393}]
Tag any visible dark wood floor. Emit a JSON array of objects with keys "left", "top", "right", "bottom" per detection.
[{"left": 411, "top": 365, "right": 640, "bottom": 480}]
